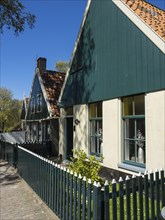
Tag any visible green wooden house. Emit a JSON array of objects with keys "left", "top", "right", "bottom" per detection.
[
  {"left": 59, "top": 0, "right": 165, "bottom": 174},
  {"left": 24, "top": 57, "right": 65, "bottom": 155}
]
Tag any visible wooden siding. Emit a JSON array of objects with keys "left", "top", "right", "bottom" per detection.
[
  {"left": 26, "top": 75, "right": 49, "bottom": 120},
  {"left": 61, "top": 0, "right": 165, "bottom": 107}
]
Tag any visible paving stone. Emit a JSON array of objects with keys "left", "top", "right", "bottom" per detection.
[{"left": 0, "top": 161, "right": 59, "bottom": 220}]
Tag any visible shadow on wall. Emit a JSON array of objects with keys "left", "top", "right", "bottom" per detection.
[
  {"left": 61, "top": 17, "right": 98, "bottom": 159},
  {"left": 63, "top": 17, "right": 96, "bottom": 107}
]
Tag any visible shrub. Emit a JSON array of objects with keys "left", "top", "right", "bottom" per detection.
[{"left": 68, "top": 149, "right": 104, "bottom": 184}]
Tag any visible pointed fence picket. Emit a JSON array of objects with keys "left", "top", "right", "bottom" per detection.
[{"left": 2, "top": 142, "right": 165, "bottom": 220}]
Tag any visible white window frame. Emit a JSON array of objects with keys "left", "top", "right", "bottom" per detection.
[
  {"left": 89, "top": 102, "right": 103, "bottom": 157},
  {"left": 122, "top": 95, "right": 145, "bottom": 167}
]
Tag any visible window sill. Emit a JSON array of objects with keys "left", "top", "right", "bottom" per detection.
[{"left": 118, "top": 163, "right": 146, "bottom": 174}]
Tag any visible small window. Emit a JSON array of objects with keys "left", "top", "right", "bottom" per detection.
[
  {"left": 37, "top": 94, "right": 42, "bottom": 112},
  {"left": 31, "top": 97, "right": 35, "bottom": 113},
  {"left": 122, "top": 94, "right": 145, "bottom": 166},
  {"left": 89, "top": 102, "right": 102, "bottom": 156}
]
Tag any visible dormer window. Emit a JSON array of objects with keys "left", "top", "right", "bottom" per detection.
[
  {"left": 37, "top": 94, "right": 42, "bottom": 112},
  {"left": 31, "top": 97, "right": 35, "bottom": 113}
]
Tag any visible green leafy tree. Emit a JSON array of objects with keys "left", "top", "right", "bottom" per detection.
[
  {"left": 69, "top": 149, "right": 104, "bottom": 184},
  {"left": 0, "top": 0, "right": 36, "bottom": 35},
  {"left": 55, "top": 61, "right": 69, "bottom": 72},
  {"left": 0, "top": 87, "right": 22, "bottom": 132}
]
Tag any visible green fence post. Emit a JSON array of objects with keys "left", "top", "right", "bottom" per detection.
[
  {"left": 138, "top": 173, "right": 143, "bottom": 220},
  {"left": 57, "top": 164, "right": 60, "bottom": 216},
  {"left": 13, "top": 143, "right": 18, "bottom": 168},
  {"left": 87, "top": 179, "right": 92, "bottom": 220},
  {"left": 60, "top": 166, "right": 65, "bottom": 220},
  {"left": 43, "top": 158, "right": 46, "bottom": 204},
  {"left": 37, "top": 155, "right": 40, "bottom": 196},
  {"left": 63, "top": 167, "right": 67, "bottom": 220},
  {"left": 35, "top": 154, "right": 38, "bottom": 193},
  {"left": 104, "top": 180, "right": 110, "bottom": 220},
  {"left": 93, "top": 181, "right": 102, "bottom": 220},
  {"left": 48, "top": 160, "right": 52, "bottom": 208},
  {"left": 59, "top": 166, "right": 63, "bottom": 219},
  {"left": 51, "top": 162, "right": 55, "bottom": 213},
  {"left": 45, "top": 159, "right": 49, "bottom": 206},
  {"left": 44, "top": 158, "right": 48, "bottom": 205},
  {"left": 69, "top": 170, "right": 73, "bottom": 220},
  {"left": 112, "top": 179, "right": 117, "bottom": 220},
  {"left": 82, "top": 176, "right": 87, "bottom": 220},
  {"left": 155, "top": 169, "right": 160, "bottom": 220},
  {"left": 160, "top": 169, "right": 165, "bottom": 207},
  {"left": 132, "top": 174, "right": 137, "bottom": 220},
  {"left": 54, "top": 163, "right": 58, "bottom": 214},
  {"left": 50, "top": 161, "right": 54, "bottom": 211},
  {"left": 30, "top": 153, "right": 34, "bottom": 190},
  {"left": 66, "top": 168, "right": 70, "bottom": 220},
  {"left": 150, "top": 171, "right": 155, "bottom": 220},
  {"left": 78, "top": 174, "right": 82, "bottom": 220},
  {"left": 73, "top": 173, "right": 78, "bottom": 220},
  {"left": 119, "top": 177, "right": 124, "bottom": 220},
  {"left": 40, "top": 156, "right": 44, "bottom": 200},
  {"left": 125, "top": 176, "right": 131, "bottom": 220},
  {"left": 38, "top": 155, "right": 41, "bottom": 196},
  {"left": 144, "top": 171, "right": 149, "bottom": 220},
  {"left": 35, "top": 155, "right": 39, "bottom": 195},
  {"left": 93, "top": 181, "right": 97, "bottom": 220}
]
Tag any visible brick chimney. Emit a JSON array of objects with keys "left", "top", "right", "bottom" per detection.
[{"left": 37, "top": 57, "right": 46, "bottom": 73}]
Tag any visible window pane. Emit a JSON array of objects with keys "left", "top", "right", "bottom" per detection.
[
  {"left": 90, "top": 120, "right": 102, "bottom": 155},
  {"left": 89, "top": 103, "right": 96, "bottom": 118},
  {"left": 90, "top": 137, "right": 97, "bottom": 154},
  {"left": 136, "top": 118, "right": 145, "bottom": 140},
  {"left": 97, "top": 102, "right": 102, "bottom": 117},
  {"left": 125, "top": 118, "right": 135, "bottom": 139},
  {"left": 123, "top": 97, "right": 133, "bottom": 116},
  {"left": 125, "top": 140, "right": 136, "bottom": 161},
  {"left": 37, "top": 94, "right": 42, "bottom": 112},
  {"left": 90, "top": 120, "right": 96, "bottom": 136},
  {"left": 136, "top": 119, "right": 145, "bottom": 163},
  {"left": 135, "top": 95, "right": 144, "bottom": 115}
]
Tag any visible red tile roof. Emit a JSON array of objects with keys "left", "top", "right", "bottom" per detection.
[
  {"left": 121, "top": 0, "right": 165, "bottom": 40},
  {"left": 41, "top": 71, "right": 65, "bottom": 117}
]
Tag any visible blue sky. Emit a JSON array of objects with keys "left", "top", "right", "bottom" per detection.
[
  {"left": 1, "top": 1, "right": 87, "bottom": 100},
  {"left": 0, "top": 0, "right": 164, "bottom": 100}
]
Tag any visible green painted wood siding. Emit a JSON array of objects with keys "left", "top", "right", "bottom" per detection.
[
  {"left": 61, "top": 0, "right": 165, "bottom": 107},
  {"left": 26, "top": 75, "right": 49, "bottom": 120}
]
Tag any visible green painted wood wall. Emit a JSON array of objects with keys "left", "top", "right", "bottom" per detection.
[
  {"left": 61, "top": 0, "right": 165, "bottom": 107},
  {"left": 26, "top": 74, "right": 49, "bottom": 120}
]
